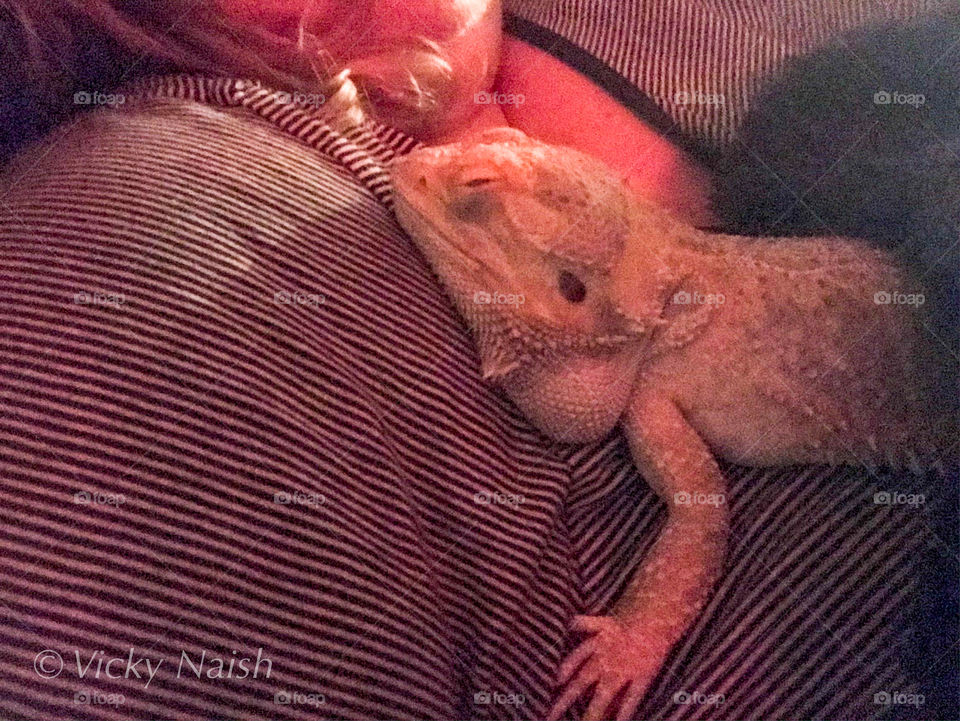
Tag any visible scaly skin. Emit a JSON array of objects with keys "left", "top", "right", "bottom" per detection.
[{"left": 391, "top": 127, "right": 956, "bottom": 721}]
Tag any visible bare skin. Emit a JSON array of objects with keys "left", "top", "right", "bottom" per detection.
[
  {"left": 496, "top": 37, "right": 716, "bottom": 226},
  {"left": 392, "top": 128, "right": 955, "bottom": 721}
]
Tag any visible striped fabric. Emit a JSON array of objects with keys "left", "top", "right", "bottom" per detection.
[
  {"left": 504, "top": 0, "right": 950, "bottom": 153},
  {"left": 0, "top": 23, "right": 954, "bottom": 721}
]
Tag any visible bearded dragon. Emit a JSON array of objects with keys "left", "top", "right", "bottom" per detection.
[{"left": 390, "top": 127, "right": 955, "bottom": 721}]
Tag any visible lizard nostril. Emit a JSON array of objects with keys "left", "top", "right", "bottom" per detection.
[{"left": 417, "top": 176, "right": 428, "bottom": 189}]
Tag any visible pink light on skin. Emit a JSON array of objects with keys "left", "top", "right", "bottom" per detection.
[{"left": 495, "top": 38, "right": 717, "bottom": 227}]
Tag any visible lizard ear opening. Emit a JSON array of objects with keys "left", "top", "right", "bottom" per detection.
[{"left": 607, "top": 265, "right": 684, "bottom": 337}]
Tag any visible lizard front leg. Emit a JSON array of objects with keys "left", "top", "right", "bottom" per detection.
[{"left": 549, "top": 391, "right": 729, "bottom": 721}]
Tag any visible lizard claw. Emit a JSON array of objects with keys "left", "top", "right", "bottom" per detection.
[{"left": 547, "top": 615, "right": 663, "bottom": 721}]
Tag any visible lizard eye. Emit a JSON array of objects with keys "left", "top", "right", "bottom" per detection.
[
  {"left": 449, "top": 192, "right": 492, "bottom": 223},
  {"left": 462, "top": 177, "right": 495, "bottom": 188},
  {"left": 558, "top": 270, "right": 587, "bottom": 303}
]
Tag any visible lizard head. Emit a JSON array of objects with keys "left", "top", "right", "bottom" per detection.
[{"left": 392, "top": 127, "right": 658, "bottom": 441}]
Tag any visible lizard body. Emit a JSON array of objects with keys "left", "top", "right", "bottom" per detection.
[{"left": 390, "top": 127, "right": 956, "bottom": 720}]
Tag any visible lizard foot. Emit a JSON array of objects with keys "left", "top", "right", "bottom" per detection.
[{"left": 547, "top": 614, "right": 667, "bottom": 721}]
